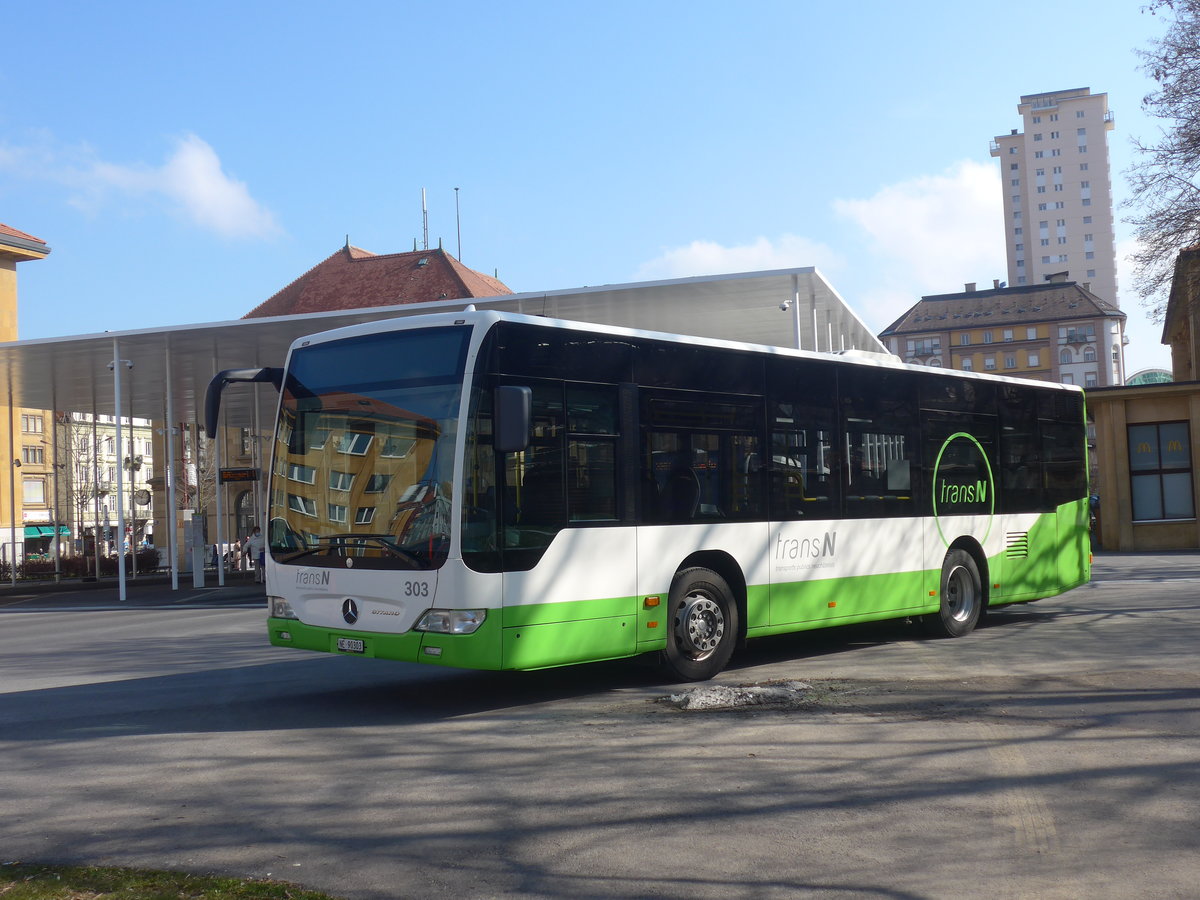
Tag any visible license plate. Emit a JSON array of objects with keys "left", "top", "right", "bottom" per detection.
[{"left": 336, "top": 638, "right": 365, "bottom": 653}]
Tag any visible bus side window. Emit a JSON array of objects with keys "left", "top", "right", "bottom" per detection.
[
  {"left": 506, "top": 384, "right": 566, "bottom": 551},
  {"left": 766, "top": 358, "right": 837, "bottom": 520},
  {"left": 840, "top": 367, "right": 919, "bottom": 518}
]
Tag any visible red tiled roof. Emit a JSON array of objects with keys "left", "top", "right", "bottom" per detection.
[
  {"left": 0, "top": 223, "right": 47, "bottom": 245},
  {"left": 243, "top": 245, "right": 512, "bottom": 319}
]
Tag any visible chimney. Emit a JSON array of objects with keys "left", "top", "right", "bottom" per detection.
[
  {"left": 965, "top": 283, "right": 976, "bottom": 292},
  {"left": 1083, "top": 282, "right": 1091, "bottom": 291},
  {"left": 993, "top": 279, "right": 1001, "bottom": 289}
]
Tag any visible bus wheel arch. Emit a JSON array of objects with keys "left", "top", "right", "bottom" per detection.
[
  {"left": 661, "top": 553, "right": 743, "bottom": 682},
  {"left": 677, "top": 550, "right": 747, "bottom": 643},
  {"left": 923, "top": 539, "right": 987, "bottom": 638}
]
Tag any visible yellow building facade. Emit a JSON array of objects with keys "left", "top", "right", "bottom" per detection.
[{"left": 0, "top": 224, "right": 62, "bottom": 567}]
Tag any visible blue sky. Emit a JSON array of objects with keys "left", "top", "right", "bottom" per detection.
[{"left": 0, "top": 0, "right": 1174, "bottom": 372}]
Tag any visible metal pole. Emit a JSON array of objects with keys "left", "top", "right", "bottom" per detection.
[
  {"left": 790, "top": 274, "right": 802, "bottom": 350},
  {"left": 128, "top": 373, "right": 138, "bottom": 580},
  {"left": 91, "top": 390, "right": 100, "bottom": 580},
  {"left": 212, "top": 354, "right": 226, "bottom": 587},
  {"left": 455, "top": 187, "right": 462, "bottom": 261},
  {"left": 112, "top": 338, "right": 128, "bottom": 603},
  {"left": 165, "top": 341, "right": 179, "bottom": 591},
  {"left": 51, "top": 405, "right": 61, "bottom": 583},
  {"left": 7, "top": 378, "right": 17, "bottom": 587}
]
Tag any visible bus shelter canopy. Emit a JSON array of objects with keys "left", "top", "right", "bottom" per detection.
[{"left": 0, "top": 267, "right": 882, "bottom": 429}]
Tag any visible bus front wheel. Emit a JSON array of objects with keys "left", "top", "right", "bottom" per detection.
[
  {"left": 662, "top": 567, "right": 739, "bottom": 682},
  {"left": 924, "top": 549, "right": 983, "bottom": 638}
]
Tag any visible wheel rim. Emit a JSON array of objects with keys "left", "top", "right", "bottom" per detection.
[
  {"left": 945, "top": 564, "right": 978, "bottom": 623},
  {"left": 675, "top": 591, "right": 725, "bottom": 660}
]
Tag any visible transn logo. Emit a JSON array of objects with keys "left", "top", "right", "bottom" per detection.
[{"left": 939, "top": 480, "right": 988, "bottom": 504}]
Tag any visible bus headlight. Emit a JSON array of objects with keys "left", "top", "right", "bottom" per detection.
[
  {"left": 269, "top": 596, "right": 298, "bottom": 619},
  {"left": 414, "top": 608, "right": 487, "bottom": 634}
]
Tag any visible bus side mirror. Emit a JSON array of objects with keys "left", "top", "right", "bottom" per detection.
[{"left": 494, "top": 386, "right": 532, "bottom": 453}]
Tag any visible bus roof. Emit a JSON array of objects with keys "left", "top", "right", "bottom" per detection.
[{"left": 291, "top": 307, "right": 1086, "bottom": 395}]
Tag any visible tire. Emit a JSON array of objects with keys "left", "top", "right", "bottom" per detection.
[
  {"left": 661, "top": 567, "right": 739, "bottom": 681},
  {"left": 923, "top": 548, "right": 983, "bottom": 638}
]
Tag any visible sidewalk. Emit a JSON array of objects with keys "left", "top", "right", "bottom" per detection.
[{"left": 0, "top": 569, "right": 266, "bottom": 610}]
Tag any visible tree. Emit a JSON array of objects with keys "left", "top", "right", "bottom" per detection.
[{"left": 1127, "top": 0, "right": 1200, "bottom": 321}]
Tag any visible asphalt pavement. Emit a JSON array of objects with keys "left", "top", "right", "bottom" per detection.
[{"left": 1, "top": 550, "right": 1198, "bottom": 900}]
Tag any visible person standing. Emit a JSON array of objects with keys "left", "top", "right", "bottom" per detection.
[{"left": 246, "top": 526, "right": 265, "bottom": 584}]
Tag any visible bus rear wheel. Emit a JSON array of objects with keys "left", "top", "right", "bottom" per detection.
[
  {"left": 662, "top": 567, "right": 739, "bottom": 682},
  {"left": 924, "top": 548, "right": 982, "bottom": 638}
]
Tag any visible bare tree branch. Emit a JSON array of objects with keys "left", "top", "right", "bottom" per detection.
[{"left": 1126, "top": 0, "right": 1200, "bottom": 321}]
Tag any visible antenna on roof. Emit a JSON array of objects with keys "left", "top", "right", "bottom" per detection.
[
  {"left": 421, "top": 188, "right": 429, "bottom": 251},
  {"left": 344, "top": 234, "right": 350, "bottom": 250},
  {"left": 455, "top": 187, "right": 462, "bottom": 261}
]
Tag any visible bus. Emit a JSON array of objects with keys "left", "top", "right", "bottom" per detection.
[{"left": 207, "top": 309, "right": 1090, "bottom": 681}]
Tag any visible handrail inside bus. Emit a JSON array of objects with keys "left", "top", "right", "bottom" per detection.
[{"left": 205, "top": 367, "right": 284, "bottom": 439}]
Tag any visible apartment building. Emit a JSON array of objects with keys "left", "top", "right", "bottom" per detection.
[
  {"left": 990, "top": 88, "right": 1118, "bottom": 308},
  {"left": 0, "top": 224, "right": 61, "bottom": 565},
  {"left": 878, "top": 278, "right": 1126, "bottom": 388},
  {"left": 58, "top": 413, "right": 155, "bottom": 557}
]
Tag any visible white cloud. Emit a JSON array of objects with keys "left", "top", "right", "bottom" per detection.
[
  {"left": 635, "top": 234, "right": 843, "bottom": 282},
  {"left": 832, "top": 160, "right": 1007, "bottom": 329},
  {"left": 0, "top": 133, "right": 280, "bottom": 240},
  {"left": 633, "top": 161, "right": 1006, "bottom": 333}
]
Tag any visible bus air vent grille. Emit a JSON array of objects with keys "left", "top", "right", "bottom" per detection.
[{"left": 1005, "top": 532, "right": 1030, "bottom": 559}]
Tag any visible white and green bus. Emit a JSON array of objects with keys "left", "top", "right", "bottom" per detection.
[{"left": 208, "top": 309, "right": 1090, "bottom": 681}]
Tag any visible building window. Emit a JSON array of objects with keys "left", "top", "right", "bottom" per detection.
[
  {"left": 337, "top": 433, "right": 372, "bottom": 455},
  {"left": 1061, "top": 349, "right": 1073, "bottom": 364},
  {"left": 355, "top": 507, "right": 376, "bottom": 525},
  {"left": 287, "top": 494, "right": 317, "bottom": 517},
  {"left": 1028, "top": 352, "right": 1040, "bottom": 367},
  {"left": 288, "top": 463, "right": 316, "bottom": 484},
  {"left": 23, "top": 478, "right": 45, "bottom": 505},
  {"left": 1027, "top": 327, "right": 1037, "bottom": 340},
  {"left": 1062, "top": 374, "right": 1074, "bottom": 384},
  {"left": 364, "top": 474, "right": 392, "bottom": 493},
  {"left": 1003, "top": 329, "right": 1014, "bottom": 342},
  {"left": 961, "top": 359, "right": 973, "bottom": 371},
  {"left": 1005, "top": 356, "right": 1017, "bottom": 369},
  {"left": 959, "top": 333, "right": 970, "bottom": 345},
  {"left": 20, "top": 415, "right": 44, "bottom": 434},
  {"left": 1084, "top": 345, "right": 1097, "bottom": 362},
  {"left": 327, "top": 504, "right": 348, "bottom": 524},
  {"left": 983, "top": 331, "right": 993, "bottom": 344},
  {"left": 984, "top": 357, "right": 996, "bottom": 370},
  {"left": 1128, "top": 423, "right": 1195, "bottom": 521},
  {"left": 1085, "top": 372, "right": 1098, "bottom": 388},
  {"left": 21, "top": 445, "right": 44, "bottom": 465}
]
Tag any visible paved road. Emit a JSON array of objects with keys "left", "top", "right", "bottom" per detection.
[{"left": 1, "top": 553, "right": 1198, "bottom": 899}]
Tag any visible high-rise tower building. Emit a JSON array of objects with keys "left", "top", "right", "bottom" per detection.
[{"left": 990, "top": 88, "right": 1118, "bottom": 306}]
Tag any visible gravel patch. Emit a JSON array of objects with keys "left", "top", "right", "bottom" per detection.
[{"left": 663, "top": 680, "right": 816, "bottom": 711}]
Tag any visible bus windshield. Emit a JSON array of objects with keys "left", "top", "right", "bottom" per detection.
[{"left": 268, "top": 326, "right": 470, "bottom": 570}]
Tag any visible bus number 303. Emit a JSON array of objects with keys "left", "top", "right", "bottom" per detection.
[{"left": 404, "top": 581, "right": 430, "bottom": 598}]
